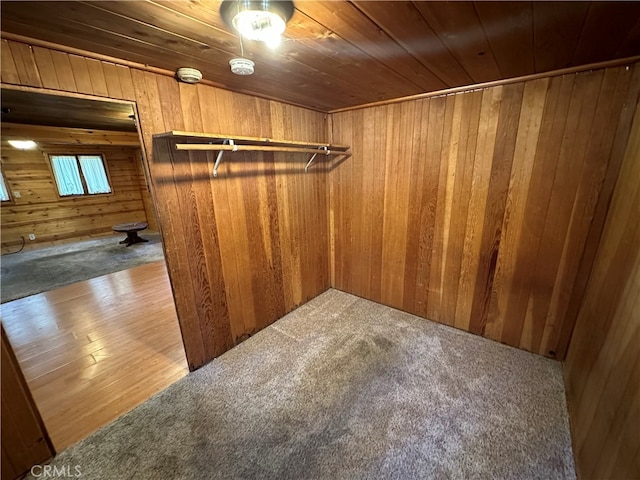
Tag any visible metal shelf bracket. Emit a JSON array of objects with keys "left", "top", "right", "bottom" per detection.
[
  {"left": 169, "top": 132, "right": 349, "bottom": 177},
  {"left": 213, "top": 139, "right": 236, "bottom": 177},
  {"left": 305, "top": 146, "right": 328, "bottom": 172}
]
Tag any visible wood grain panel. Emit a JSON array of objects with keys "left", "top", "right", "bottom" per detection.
[
  {"left": 129, "top": 69, "right": 204, "bottom": 368},
  {"left": 7, "top": 41, "right": 42, "bottom": 87},
  {"left": 332, "top": 1, "right": 469, "bottom": 87},
  {"left": 572, "top": 2, "right": 640, "bottom": 66},
  {"left": 1, "top": 326, "right": 54, "bottom": 479},
  {"left": 486, "top": 77, "right": 549, "bottom": 345},
  {"left": 67, "top": 53, "right": 93, "bottom": 95},
  {"left": 300, "top": 1, "right": 444, "bottom": 91},
  {"left": 547, "top": 65, "right": 640, "bottom": 358},
  {"left": 48, "top": 50, "right": 77, "bottom": 92},
  {"left": 157, "top": 76, "right": 235, "bottom": 365},
  {"left": 467, "top": 82, "right": 523, "bottom": 335},
  {"left": 133, "top": 149, "right": 158, "bottom": 231},
  {"left": 330, "top": 62, "right": 640, "bottom": 358},
  {"left": 100, "top": 0, "right": 419, "bottom": 108},
  {"left": 32, "top": 46, "right": 59, "bottom": 90},
  {"left": 532, "top": 2, "right": 590, "bottom": 73},
  {"left": 413, "top": 1, "right": 502, "bottom": 83},
  {"left": 149, "top": 88, "right": 329, "bottom": 362},
  {"left": 11, "top": 36, "right": 637, "bottom": 377},
  {"left": 62, "top": 45, "right": 323, "bottom": 366},
  {"left": 564, "top": 100, "right": 640, "bottom": 480},
  {"left": 3, "top": 1, "right": 638, "bottom": 110},
  {"left": 453, "top": 85, "right": 502, "bottom": 332},
  {"left": 474, "top": 2, "right": 534, "bottom": 79},
  {"left": 1, "top": 139, "right": 149, "bottom": 253},
  {"left": 1, "top": 123, "right": 139, "bottom": 145},
  {"left": 1, "top": 39, "right": 21, "bottom": 84}
]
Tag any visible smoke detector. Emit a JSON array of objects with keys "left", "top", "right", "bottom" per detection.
[
  {"left": 176, "top": 67, "right": 203, "bottom": 84},
  {"left": 229, "top": 58, "right": 255, "bottom": 76}
]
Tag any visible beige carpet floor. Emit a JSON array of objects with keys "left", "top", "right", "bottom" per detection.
[{"left": 27, "top": 289, "right": 575, "bottom": 480}]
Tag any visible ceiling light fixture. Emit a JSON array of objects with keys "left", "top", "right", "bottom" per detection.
[
  {"left": 8, "top": 140, "right": 37, "bottom": 150},
  {"left": 220, "top": 0, "right": 294, "bottom": 48}
]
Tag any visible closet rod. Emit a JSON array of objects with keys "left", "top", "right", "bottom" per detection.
[{"left": 175, "top": 144, "right": 340, "bottom": 155}]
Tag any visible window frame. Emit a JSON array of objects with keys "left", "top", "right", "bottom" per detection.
[
  {"left": 46, "top": 152, "right": 113, "bottom": 199},
  {"left": 0, "top": 167, "right": 14, "bottom": 204}
]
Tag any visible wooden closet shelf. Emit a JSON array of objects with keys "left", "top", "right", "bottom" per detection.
[
  {"left": 157, "top": 131, "right": 351, "bottom": 177},
  {"left": 158, "top": 130, "right": 350, "bottom": 151}
]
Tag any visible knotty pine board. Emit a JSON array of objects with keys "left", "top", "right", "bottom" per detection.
[
  {"left": 2, "top": 124, "right": 139, "bottom": 146},
  {"left": 1, "top": 144, "right": 149, "bottom": 252},
  {"left": 330, "top": 63, "right": 640, "bottom": 359}
]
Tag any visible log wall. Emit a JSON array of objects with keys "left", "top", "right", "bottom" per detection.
[{"left": 1, "top": 136, "right": 149, "bottom": 253}]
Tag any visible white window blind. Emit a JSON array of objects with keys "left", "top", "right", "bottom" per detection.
[
  {"left": 0, "top": 170, "right": 9, "bottom": 201},
  {"left": 51, "top": 155, "right": 84, "bottom": 196},
  {"left": 79, "top": 155, "right": 111, "bottom": 194},
  {"left": 50, "top": 154, "right": 111, "bottom": 197}
]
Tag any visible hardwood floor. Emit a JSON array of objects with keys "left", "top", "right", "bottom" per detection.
[{"left": 0, "top": 260, "right": 188, "bottom": 452}]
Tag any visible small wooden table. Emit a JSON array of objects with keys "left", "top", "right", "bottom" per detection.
[{"left": 112, "top": 222, "right": 149, "bottom": 247}]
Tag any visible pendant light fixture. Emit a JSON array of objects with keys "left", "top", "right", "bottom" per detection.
[{"left": 220, "top": 0, "right": 294, "bottom": 48}]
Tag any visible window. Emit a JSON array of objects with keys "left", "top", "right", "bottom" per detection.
[
  {"left": 50, "top": 154, "right": 111, "bottom": 196},
  {"left": 0, "top": 170, "right": 10, "bottom": 202}
]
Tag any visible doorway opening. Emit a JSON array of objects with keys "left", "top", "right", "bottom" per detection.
[{"left": 0, "top": 87, "right": 188, "bottom": 452}]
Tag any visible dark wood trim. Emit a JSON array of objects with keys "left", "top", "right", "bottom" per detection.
[
  {"left": 1, "top": 82, "right": 136, "bottom": 106},
  {"left": 1, "top": 326, "right": 55, "bottom": 479}
]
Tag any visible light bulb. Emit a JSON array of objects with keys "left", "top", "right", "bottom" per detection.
[
  {"left": 232, "top": 10, "right": 286, "bottom": 43},
  {"left": 264, "top": 34, "right": 281, "bottom": 49}
]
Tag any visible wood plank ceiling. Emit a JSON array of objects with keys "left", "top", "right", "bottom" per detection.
[
  {"left": 1, "top": 1, "right": 640, "bottom": 111},
  {"left": 1, "top": 88, "right": 137, "bottom": 131}
]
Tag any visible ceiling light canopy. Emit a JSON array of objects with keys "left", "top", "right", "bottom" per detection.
[{"left": 220, "top": 0, "right": 294, "bottom": 48}]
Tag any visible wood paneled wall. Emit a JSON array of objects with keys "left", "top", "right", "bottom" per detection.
[
  {"left": 133, "top": 148, "right": 157, "bottom": 231},
  {"left": 330, "top": 62, "right": 640, "bottom": 358},
  {"left": 1, "top": 38, "right": 329, "bottom": 369},
  {"left": 564, "top": 100, "right": 640, "bottom": 480},
  {"left": 3, "top": 36, "right": 636, "bottom": 373},
  {"left": 138, "top": 81, "right": 328, "bottom": 368},
  {"left": 2, "top": 326, "right": 54, "bottom": 480},
  {"left": 1, "top": 139, "right": 149, "bottom": 253}
]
